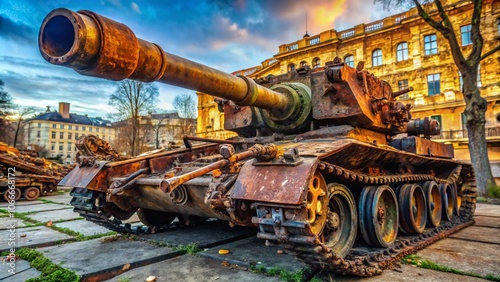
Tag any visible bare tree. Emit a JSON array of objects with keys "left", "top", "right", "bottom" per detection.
[
  {"left": 0, "top": 79, "right": 12, "bottom": 116},
  {"left": 13, "top": 106, "right": 37, "bottom": 148},
  {"left": 109, "top": 80, "right": 159, "bottom": 156},
  {"left": 0, "top": 79, "right": 14, "bottom": 144},
  {"left": 374, "top": 0, "right": 500, "bottom": 195},
  {"left": 173, "top": 93, "right": 197, "bottom": 136}
]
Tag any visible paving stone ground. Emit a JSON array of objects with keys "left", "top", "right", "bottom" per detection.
[
  {"left": 26, "top": 208, "right": 82, "bottom": 223},
  {"left": 200, "top": 236, "right": 307, "bottom": 272},
  {"left": 0, "top": 259, "right": 32, "bottom": 280},
  {"left": 2, "top": 192, "right": 500, "bottom": 282},
  {"left": 53, "top": 219, "right": 112, "bottom": 236},
  {"left": 0, "top": 217, "right": 26, "bottom": 230},
  {"left": 106, "top": 254, "right": 283, "bottom": 282},
  {"left": 39, "top": 193, "right": 74, "bottom": 205},
  {"left": 0, "top": 200, "right": 44, "bottom": 207},
  {"left": 0, "top": 226, "right": 74, "bottom": 252},
  {"left": 7, "top": 203, "right": 70, "bottom": 213},
  {"left": 38, "top": 238, "right": 179, "bottom": 281},
  {"left": 418, "top": 238, "right": 500, "bottom": 277}
]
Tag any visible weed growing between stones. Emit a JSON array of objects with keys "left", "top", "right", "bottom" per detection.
[
  {"left": 15, "top": 248, "right": 79, "bottom": 282},
  {"left": 249, "top": 264, "right": 311, "bottom": 282},
  {"left": 173, "top": 243, "right": 201, "bottom": 254},
  {"left": 402, "top": 254, "right": 500, "bottom": 281}
]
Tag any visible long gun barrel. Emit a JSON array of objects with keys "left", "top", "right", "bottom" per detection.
[{"left": 38, "top": 8, "right": 290, "bottom": 111}]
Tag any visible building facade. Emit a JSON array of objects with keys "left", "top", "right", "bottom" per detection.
[
  {"left": 23, "top": 102, "right": 115, "bottom": 164},
  {"left": 112, "top": 112, "right": 197, "bottom": 155},
  {"left": 198, "top": 0, "right": 500, "bottom": 163}
]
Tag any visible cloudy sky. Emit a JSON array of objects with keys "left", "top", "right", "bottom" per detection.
[{"left": 0, "top": 0, "right": 396, "bottom": 119}]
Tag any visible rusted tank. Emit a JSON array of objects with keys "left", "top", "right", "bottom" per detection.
[
  {"left": 0, "top": 142, "right": 70, "bottom": 201},
  {"left": 38, "top": 9, "right": 476, "bottom": 276}
]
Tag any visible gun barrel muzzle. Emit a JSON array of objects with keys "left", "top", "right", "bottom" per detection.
[{"left": 38, "top": 8, "right": 290, "bottom": 110}]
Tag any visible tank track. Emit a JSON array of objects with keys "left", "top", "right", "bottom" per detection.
[
  {"left": 70, "top": 187, "right": 149, "bottom": 234},
  {"left": 258, "top": 161, "right": 476, "bottom": 277},
  {"left": 68, "top": 160, "right": 476, "bottom": 277}
]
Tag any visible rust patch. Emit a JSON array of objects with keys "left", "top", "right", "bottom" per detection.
[{"left": 231, "top": 157, "right": 318, "bottom": 205}]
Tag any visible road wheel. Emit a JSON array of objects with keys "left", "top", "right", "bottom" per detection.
[
  {"left": 396, "top": 184, "right": 427, "bottom": 234},
  {"left": 321, "top": 183, "right": 358, "bottom": 258},
  {"left": 3, "top": 188, "right": 22, "bottom": 202},
  {"left": 24, "top": 187, "right": 41, "bottom": 201},
  {"left": 359, "top": 185, "right": 399, "bottom": 247},
  {"left": 422, "top": 181, "right": 442, "bottom": 227}
]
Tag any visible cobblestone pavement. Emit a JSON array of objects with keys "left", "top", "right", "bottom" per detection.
[{"left": 0, "top": 192, "right": 499, "bottom": 281}]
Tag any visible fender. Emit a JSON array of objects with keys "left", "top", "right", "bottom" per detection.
[{"left": 231, "top": 157, "right": 318, "bottom": 205}]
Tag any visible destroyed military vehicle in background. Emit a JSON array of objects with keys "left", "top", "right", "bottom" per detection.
[
  {"left": 0, "top": 142, "right": 70, "bottom": 201},
  {"left": 38, "top": 8, "right": 476, "bottom": 276}
]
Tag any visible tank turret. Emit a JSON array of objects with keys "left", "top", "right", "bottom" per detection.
[{"left": 38, "top": 8, "right": 476, "bottom": 278}]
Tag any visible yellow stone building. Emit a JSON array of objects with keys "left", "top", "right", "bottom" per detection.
[
  {"left": 23, "top": 102, "right": 116, "bottom": 164},
  {"left": 198, "top": 0, "right": 500, "bottom": 163}
]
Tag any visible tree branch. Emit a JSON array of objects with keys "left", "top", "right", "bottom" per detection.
[
  {"left": 432, "top": 0, "right": 466, "bottom": 65},
  {"left": 413, "top": 0, "right": 446, "bottom": 32},
  {"left": 480, "top": 44, "right": 500, "bottom": 61},
  {"left": 468, "top": 0, "right": 484, "bottom": 62}
]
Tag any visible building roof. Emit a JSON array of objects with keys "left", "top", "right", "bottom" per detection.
[{"left": 26, "top": 111, "right": 113, "bottom": 127}]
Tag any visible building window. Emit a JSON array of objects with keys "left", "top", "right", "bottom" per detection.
[
  {"left": 299, "top": 61, "right": 307, "bottom": 67},
  {"left": 309, "top": 37, "right": 320, "bottom": 45},
  {"left": 312, "top": 57, "right": 321, "bottom": 68},
  {"left": 497, "top": 18, "right": 500, "bottom": 36},
  {"left": 286, "top": 44, "right": 298, "bottom": 51},
  {"left": 68, "top": 133, "right": 72, "bottom": 140},
  {"left": 67, "top": 142, "right": 72, "bottom": 151},
  {"left": 396, "top": 42, "right": 408, "bottom": 61},
  {"left": 372, "top": 49, "right": 382, "bottom": 67},
  {"left": 344, "top": 55, "right": 354, "bottom": 67},
  {"left": 36, "top": 131, "right": 41, "bottom": 138},
  {"left": 461, "top": 113, "right": 467, "bottom": 129},
  {"left": 96, "top": 128, "right": 99, "bottom": 132},
  {"left": 461, "top": 25, "right": 472, "bottom": 46},
  {"left": 427, "top": 74, "right": 441, "bottom": 96},
  {"left": 37, "top": 123, "right": 41, "bottom": 128},
  {"left": 51, "top": 131, "right": 56, "bottom": 139},
  {"left": 59, "top": 132, "right": 64, "bottom": 139},
  {"left": 430, "top": 115, "right": 442, "bottom": 129},
  {"left": 51, "top": 142, "right": 55, "bottom": 151},
  {"left": 68, "top": 125, "right": 72, "bottom": 130},
  {"left": 52, "top": 124, "right": 57, "bottom": 129},
  {"left": 397, "top": 79, "right": 409, "bottom": 98},
  {"left": 424, "top": 34, "right": 438, "bottom": 55},
  {"left": 75, "top": 133, "right": 79, "bottom": 140},
  {"left": 103, "top": 135, "right": 106, "bottom": 140},
  {"left": 58, "top": 142, "right": 63, "bottom": 151},
  {"left": 477, "top": 64, "right": 482, "bottom": 87},
  {"left": 75, "top": 126, "right": 79, "bottom": 131},
  {"left": 89, "top": 127, "right": 93, "bottom": 132},
  {"left": 82, "top": 126, "right": 86, "bottom": 131},
  {"left": 60, "top": 124, "right": 64, "bottom": 129},
  {"left": 102, "top": 129, "right": 106, "bottom": 133},
  {"left": 288, "top": 63, "right": 295, "bottom": 72},
  {"left": 458, "top": 71, "right": 463, "bottom": 92}
]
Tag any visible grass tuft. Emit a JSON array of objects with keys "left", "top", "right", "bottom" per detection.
[
  {"left": 173, "top": 243, "right": 201, "bottom": 254},
  {"left": 16, "top": 248, "right": 79, "bottom": 282},
  {"left": 402, "top": 254, "right": 500, "bottom": 281}
]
